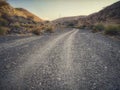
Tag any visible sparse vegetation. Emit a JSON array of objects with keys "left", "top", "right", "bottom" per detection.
[
  {"left": 104, "top": 25, "right": 120, "bottom": 35},
  {"left": 0, "top": 26, "right": 10, "bottom": 35},
  {"left": 32, "top": 29, "right": 41, "bottom": 35},
  {"left": 0, "top": 18, "right": 8, "bottom": 26},
  {"left": 0, "top": 0, "right": 119, "bottom": 38},
  {"left": 90, "top": 24, "right": 120, "bottom": 36},
  {"left": 32, "top": 26, "right": 44, "bottom": 35},
  {"left": 67, "top": 23, "right": 74, "bottom": 27},
  {"left": 45, "top": 26, "right": 55, "bottom": 33},
  {"left": 32, "top": 24, "right": 55, "bottom": 35},
  {"left": 92, "top": 24, "right": 104, "bottom": 33},
  {"left": 12, "top": 22, "right": 21, "bottom": 28},
  {"left": 76, "top": 25, "right": 86, "bottom": 29}
]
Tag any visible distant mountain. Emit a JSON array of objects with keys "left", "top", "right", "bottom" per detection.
[
  {"left": 52, "top": 16, "right": 86, "bottom": 27},
  {"left": 53, "top": 16, "right": 85, "bottom": 23}
]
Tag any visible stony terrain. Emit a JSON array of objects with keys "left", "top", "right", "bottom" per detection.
[{"left": 0, "top": 28, "right": 120, "bottom": 90}]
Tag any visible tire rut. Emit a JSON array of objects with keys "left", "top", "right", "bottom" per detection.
[{"left": 1, "top": 29, "right": 76, "bottom": 90}]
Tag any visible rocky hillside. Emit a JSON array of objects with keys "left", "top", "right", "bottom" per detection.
[
  {"left": 15, "top": 8, "right": 42, "bottom": 22},
  {"left": 53, "top": 1, "right": 120, "bottom": 27},
  {"left": 80, "top": 1, "right": 120, "bottom": 26},
  {"left": 0, "top": 0, "right": 45, "bottom": 35},
  {"left": 0, "top": 0, "right": 42, "bottom": 22}
]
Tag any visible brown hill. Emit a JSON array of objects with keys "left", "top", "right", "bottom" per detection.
[
  {"left": 53, "top": 1, "right": 120, "bottom": 27},
  {"left": 82, "top": 1, "right": 120, "bottom": 25},
  {"left": 15, "top": 8, "right": 42, "bottom": 22},
  {"left": 0, "top": 0, "right": 45, "bottom": 35},
  {"left": 0, "top": 0, "right": 42, "bottom": 22}
]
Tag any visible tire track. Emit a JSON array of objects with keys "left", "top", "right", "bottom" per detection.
[
  {"left": 56, "top": 29, "right": 79, "bottom": 90},
  {"left": 0, "top": 29, "right": 120, "bottom": 90},
  {"left": 2, "top": 30, "right": 76, "bottom": 90}
]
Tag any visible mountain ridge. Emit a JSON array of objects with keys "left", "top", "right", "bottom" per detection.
[{"left": 53, "top": 1, "right": 120, "bottom": 26}]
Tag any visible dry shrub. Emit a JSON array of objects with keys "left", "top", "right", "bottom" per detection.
[
  {"left": 92, "top": 24, "right": 104, "bottom": 33},
  {"left": 32, "top": 26, "right": 43, "bottom": 35},
  {"left": 0, "top": 18, "right": 8, "bottom": 26},
  {"left": 13, "top": 22, "right": 21, "bottom": 28},
  {"left": 45, "top": 26, "right": 55, "bottom": 33},
  {"left": 0, "top": 26, "right": 10, "bottom": 35},
  {"left": 104, "top": 25, "right": 120, "bottom": 35}
]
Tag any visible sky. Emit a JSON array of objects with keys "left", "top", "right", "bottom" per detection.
[{"left": 7, "top": 0, "right": 119, "bottom": 20}]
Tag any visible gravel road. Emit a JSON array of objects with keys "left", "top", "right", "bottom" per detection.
[{"left": 0, "top": 29, "right": 120, "bottom": 90}]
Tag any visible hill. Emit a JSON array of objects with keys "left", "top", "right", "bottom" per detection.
[
  {"left": 53, "top": 1, "right": 120, "bottom": 27},
  {"left": 80, "top": 1, "right": 120, "bottom": 25},
  {"left": 0, "top": 0, "right": 45, "bottom": 35},
  {"left": 53, "top": 16, "right": 85, "bottom": 23},
  {"left": 52, "top": 16, "right": 85, "bottom": 27},
  {"left": 15, "top": 8, "right": 42, "bottom": 22},
  {"left": 0, "top": 0, "right": 42, "bottom": 22}
]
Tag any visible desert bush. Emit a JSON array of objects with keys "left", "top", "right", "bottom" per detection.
[
  {"left": 32, "top": 27, "right": 43, "bottom": 35},
  {"left": 75, "top": 25, "right": 86, "bottom": 29},
  {"left": 12, "top": 22, "right": 21, "bottom": 28},
  {"left": 92, "top": 24, "right": 104, "bottom": 33},
  {"left": 67, "top": 23, "right": 74, "bottom": 27},
  {"left": 32, "top": 29, "right": 41, "bottom": 35},
  {"left": 22, "top": 24, "right": 34, "bottom": 28},
  {"left": 14, "top": 23, "right": 21, "bottom": 28},
  {"left": 0, "top": 26, "right": 10, "bottom": 35},
  {"left": 45, "top": 26, "right": 55, "bottom": 33},
  {"left": 104, "top": 25, "right": 120, "bottom": 35},
  {"left": 75, "top": 26, "right": 81, "bottom": 29},
  {"left": 0, "top": 18, "right": 8, "bottom": 26}
]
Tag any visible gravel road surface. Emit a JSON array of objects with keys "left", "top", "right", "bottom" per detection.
[{"left": 0, "top": 29, "right": 120, "bottom": 90}]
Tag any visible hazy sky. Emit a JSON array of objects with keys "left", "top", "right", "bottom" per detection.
[{"left": 7, "top": 0, "right": 119, "bottom": 20}]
